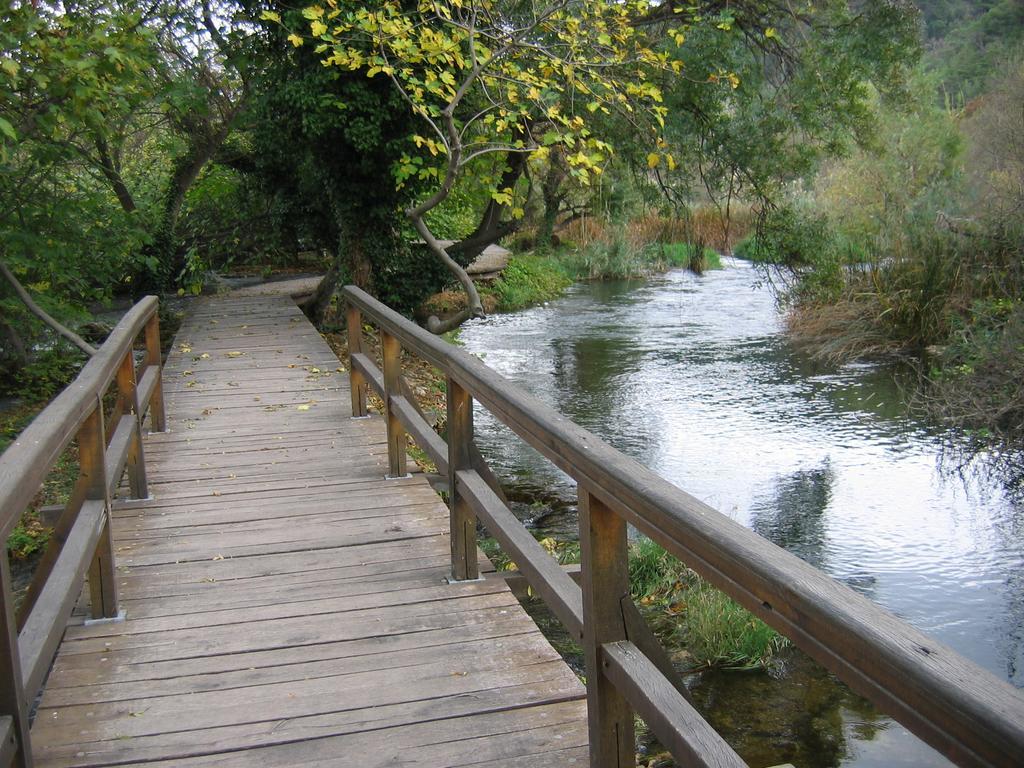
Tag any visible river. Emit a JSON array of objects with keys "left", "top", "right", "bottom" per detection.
[{"left": 457, "top": 257, "right": 1024, "bottom": 767}]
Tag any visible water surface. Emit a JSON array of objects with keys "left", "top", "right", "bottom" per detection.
[{"left": 459, "top": 258, "right": 1024, "bottom": 766}]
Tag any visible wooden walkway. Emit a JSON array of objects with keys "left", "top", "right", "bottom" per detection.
[{"left": 30, "top": 296, "right": 587, "bottom": 767}]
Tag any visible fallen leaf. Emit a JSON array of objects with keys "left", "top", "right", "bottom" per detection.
[
  {"left": 226, "top": 351, "right": 244, "bottom": 358},
  {"left": 297, "top": 404, "right": 311, "bottom": 411},
  {"left": 200, "top": 353, "right": 210, "bottom": 360},
  {"left": 212, "top": 554, "right": 224, "bottom": 561},
  {"left": 212, "top": 490, "right": 221, "bottom": 496},
  {"left": 182, "top": 370, "right": 193, "bottom": 376}
]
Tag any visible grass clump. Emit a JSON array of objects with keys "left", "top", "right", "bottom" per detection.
[
  {"left": 559, "top": 231, "right": 661, "bottom": 281},
  {"left": 488, "top": 254, "right": 572, "bottom": 311},
  {"left": 629, "top": 537, "right": 787, "bottom": 671}
]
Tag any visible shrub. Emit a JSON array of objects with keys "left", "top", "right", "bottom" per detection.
[{"left": 490, "top": 255, "right": 571, "bottom": 310}]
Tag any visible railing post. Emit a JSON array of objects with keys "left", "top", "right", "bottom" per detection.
[
  {"left": 143, "top": 310, "right": 166, "bottom": 433},
  {"left": 80, "top": 401, "right": 119, "bottom": 619},
  {"left": 579, "top": 486, "right": 634, "bottom": 768},
  {"left": 0, "top": 555, "right": 32, "bottom": 767},
  {"left": 116, "top": 351, "right": 148, "bottom": 500},
  {"left": 446, "top": 377, "right": 479, "bottom": 582},
  {"left": 380, "top": 329, "right": 407, "bottom": 479},
  {"left": 346, "top": 304, "right": 368, "bottom": 418}
]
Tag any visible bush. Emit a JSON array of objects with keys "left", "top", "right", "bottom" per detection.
[
  {"left": 489, "top": 255, "right": 571, "bottom": 310},
  {"left": 12, "top": 346, "right": 85, "bottom": 403}
]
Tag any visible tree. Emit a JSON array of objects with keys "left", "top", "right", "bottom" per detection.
[{"left": 280, "top": 0, "right": 674, "bottom": 331}]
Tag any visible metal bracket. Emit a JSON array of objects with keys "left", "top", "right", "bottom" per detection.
[
  {"left": 83, "top": 609, "right": 127, "bottom": 627},
  {"left": 445, "top": 575, "right": 486, "bottom": 585},
  {"left": 385, "top": 473, "right": 413, "bottom": 481}
]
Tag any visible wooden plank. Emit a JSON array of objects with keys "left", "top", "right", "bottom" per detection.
[
  {"left": 391, "top": 394, "right": 449, "bottom": 474},
  {"left": 34, "top": 680, "right": 584, "bottom": 768},
  {"left": 458, "top": 469, "right": 582, "bottom": 638},
  {"left": 447, "top": 378, "right": 476, "bottom": 581},
  {"left": 0, "top": 715, "right": 19, "bottom": 768},
  {"left": 28, "top": 295, "right": 587, "bottom": 768},
  {"left": 103, "top": 415, "right": 136, "bottom": 499},
  {"left": 66, "top": 702, "right": 588, "bottom": 768},
  {"left": 579, "top": 487, "right": 633, "bottom": 768},
  {"left": 0, "top": 556, "right": 31, "bottom": 768},
  {"left": 603, "top": 641, "right": 746, "bottom": 768},
  {"left": 19, "top": 499, "right": 105, "bottom": 700}
]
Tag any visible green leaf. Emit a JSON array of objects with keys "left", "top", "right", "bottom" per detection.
[{"left": 0, "top": 117, "right": 16, "bottom": 141}]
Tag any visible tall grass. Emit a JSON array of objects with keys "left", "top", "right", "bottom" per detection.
[
  {"left": 660, "top": 243, "right": 722, "bottom": 272},
  {"left": 558, "top": 231, "right": 662, "bottom": 280}
]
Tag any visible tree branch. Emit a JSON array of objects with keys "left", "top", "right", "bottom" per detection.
[{"left": 0, "top": 260, "right": 97, "bottom": 356}]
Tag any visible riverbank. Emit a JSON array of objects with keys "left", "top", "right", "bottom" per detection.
[{"left": 422, "top": 241, "right": 725, "bottom": 320}]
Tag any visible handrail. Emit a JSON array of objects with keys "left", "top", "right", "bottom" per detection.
[
  {"left": 0, "top": 296, "right": 160, "bottom": 537},
  {"left": 343, "top": 284, "right": 1024, "bottom": 768},
  {"left": 0, "top": 296, "right": 165, "bottom": 768}
]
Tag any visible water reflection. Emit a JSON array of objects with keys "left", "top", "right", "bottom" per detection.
[{"left": 750, "top": 461, "right": 835, "bottom": 571}]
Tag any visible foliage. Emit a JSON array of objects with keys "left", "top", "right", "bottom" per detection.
[
  {"left": 660, "top": 243, "right": 722, "bottom": 272},
  {"left": 629, "top": 537, "right": 787, "bottom": 670},
  {"left": 7, "top": 512, "right": 50, "bottom": 561},
  {"left": 12, "top": 346, "right": 86, "bottom": 404},
  {"left": 926, "top": 0, "right": 1024, "bottom": 103},
  {"left": 559, "top": 230, "right": 662, "bottom": 281},
  {"left": 489, "top": 255, "right": 571, "bottom": 311},
  {"left": 652, "top": 0, "right": 920, "bottom": 216},
  {"left": 276, "top": 0, "right": 704, "bottom": 328}
]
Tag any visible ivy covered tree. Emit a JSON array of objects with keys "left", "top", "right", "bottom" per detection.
[{"left": 274, "top": 0, "right": 677, "bottom": 331}]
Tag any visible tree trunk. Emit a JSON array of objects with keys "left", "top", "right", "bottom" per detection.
[
  {"left": 538, "top": 150, "right": 567, "bottom": 250},
  {"left": 303, "top": 259, "right": 341, "bottom": 326},
  {"left": 447, "top": 152, "right": 528, "bottom": 264}
]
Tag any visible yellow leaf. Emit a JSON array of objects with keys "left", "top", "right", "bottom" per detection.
[
  {"left": 667, "top": 154, "right": 677, "bottom": 171},
  {"left": 297, "top": 404, "right": 312, "bottom": 411},
  {"left": 310, "top": 20, "right": 327, "bottom": 36},
  {"left": 226, "top": 351, "right": 244, "bottom": 358},
  {"left": 260, "top": 10, "right": 281, "bottom": 23},
  {"left": 647, "top": 152, "right": 660, "bottom": 169},
  {"left": 765, "top": 27, "right": 777, "bottom": 39},
  {"left": 288, "top": 33, "right": 304, "bottom": 48}
]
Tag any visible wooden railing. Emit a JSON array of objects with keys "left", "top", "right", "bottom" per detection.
[
  {"left": 0, "top": 297, "right": 164, "bottom": 768},
  {"left": 344, "top": 285, "right": 1024, "bottom": 768}
]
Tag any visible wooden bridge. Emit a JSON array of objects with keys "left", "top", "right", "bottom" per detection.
[{"left": 2, "top": 290, "right": 1023, "bottom": 768}]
